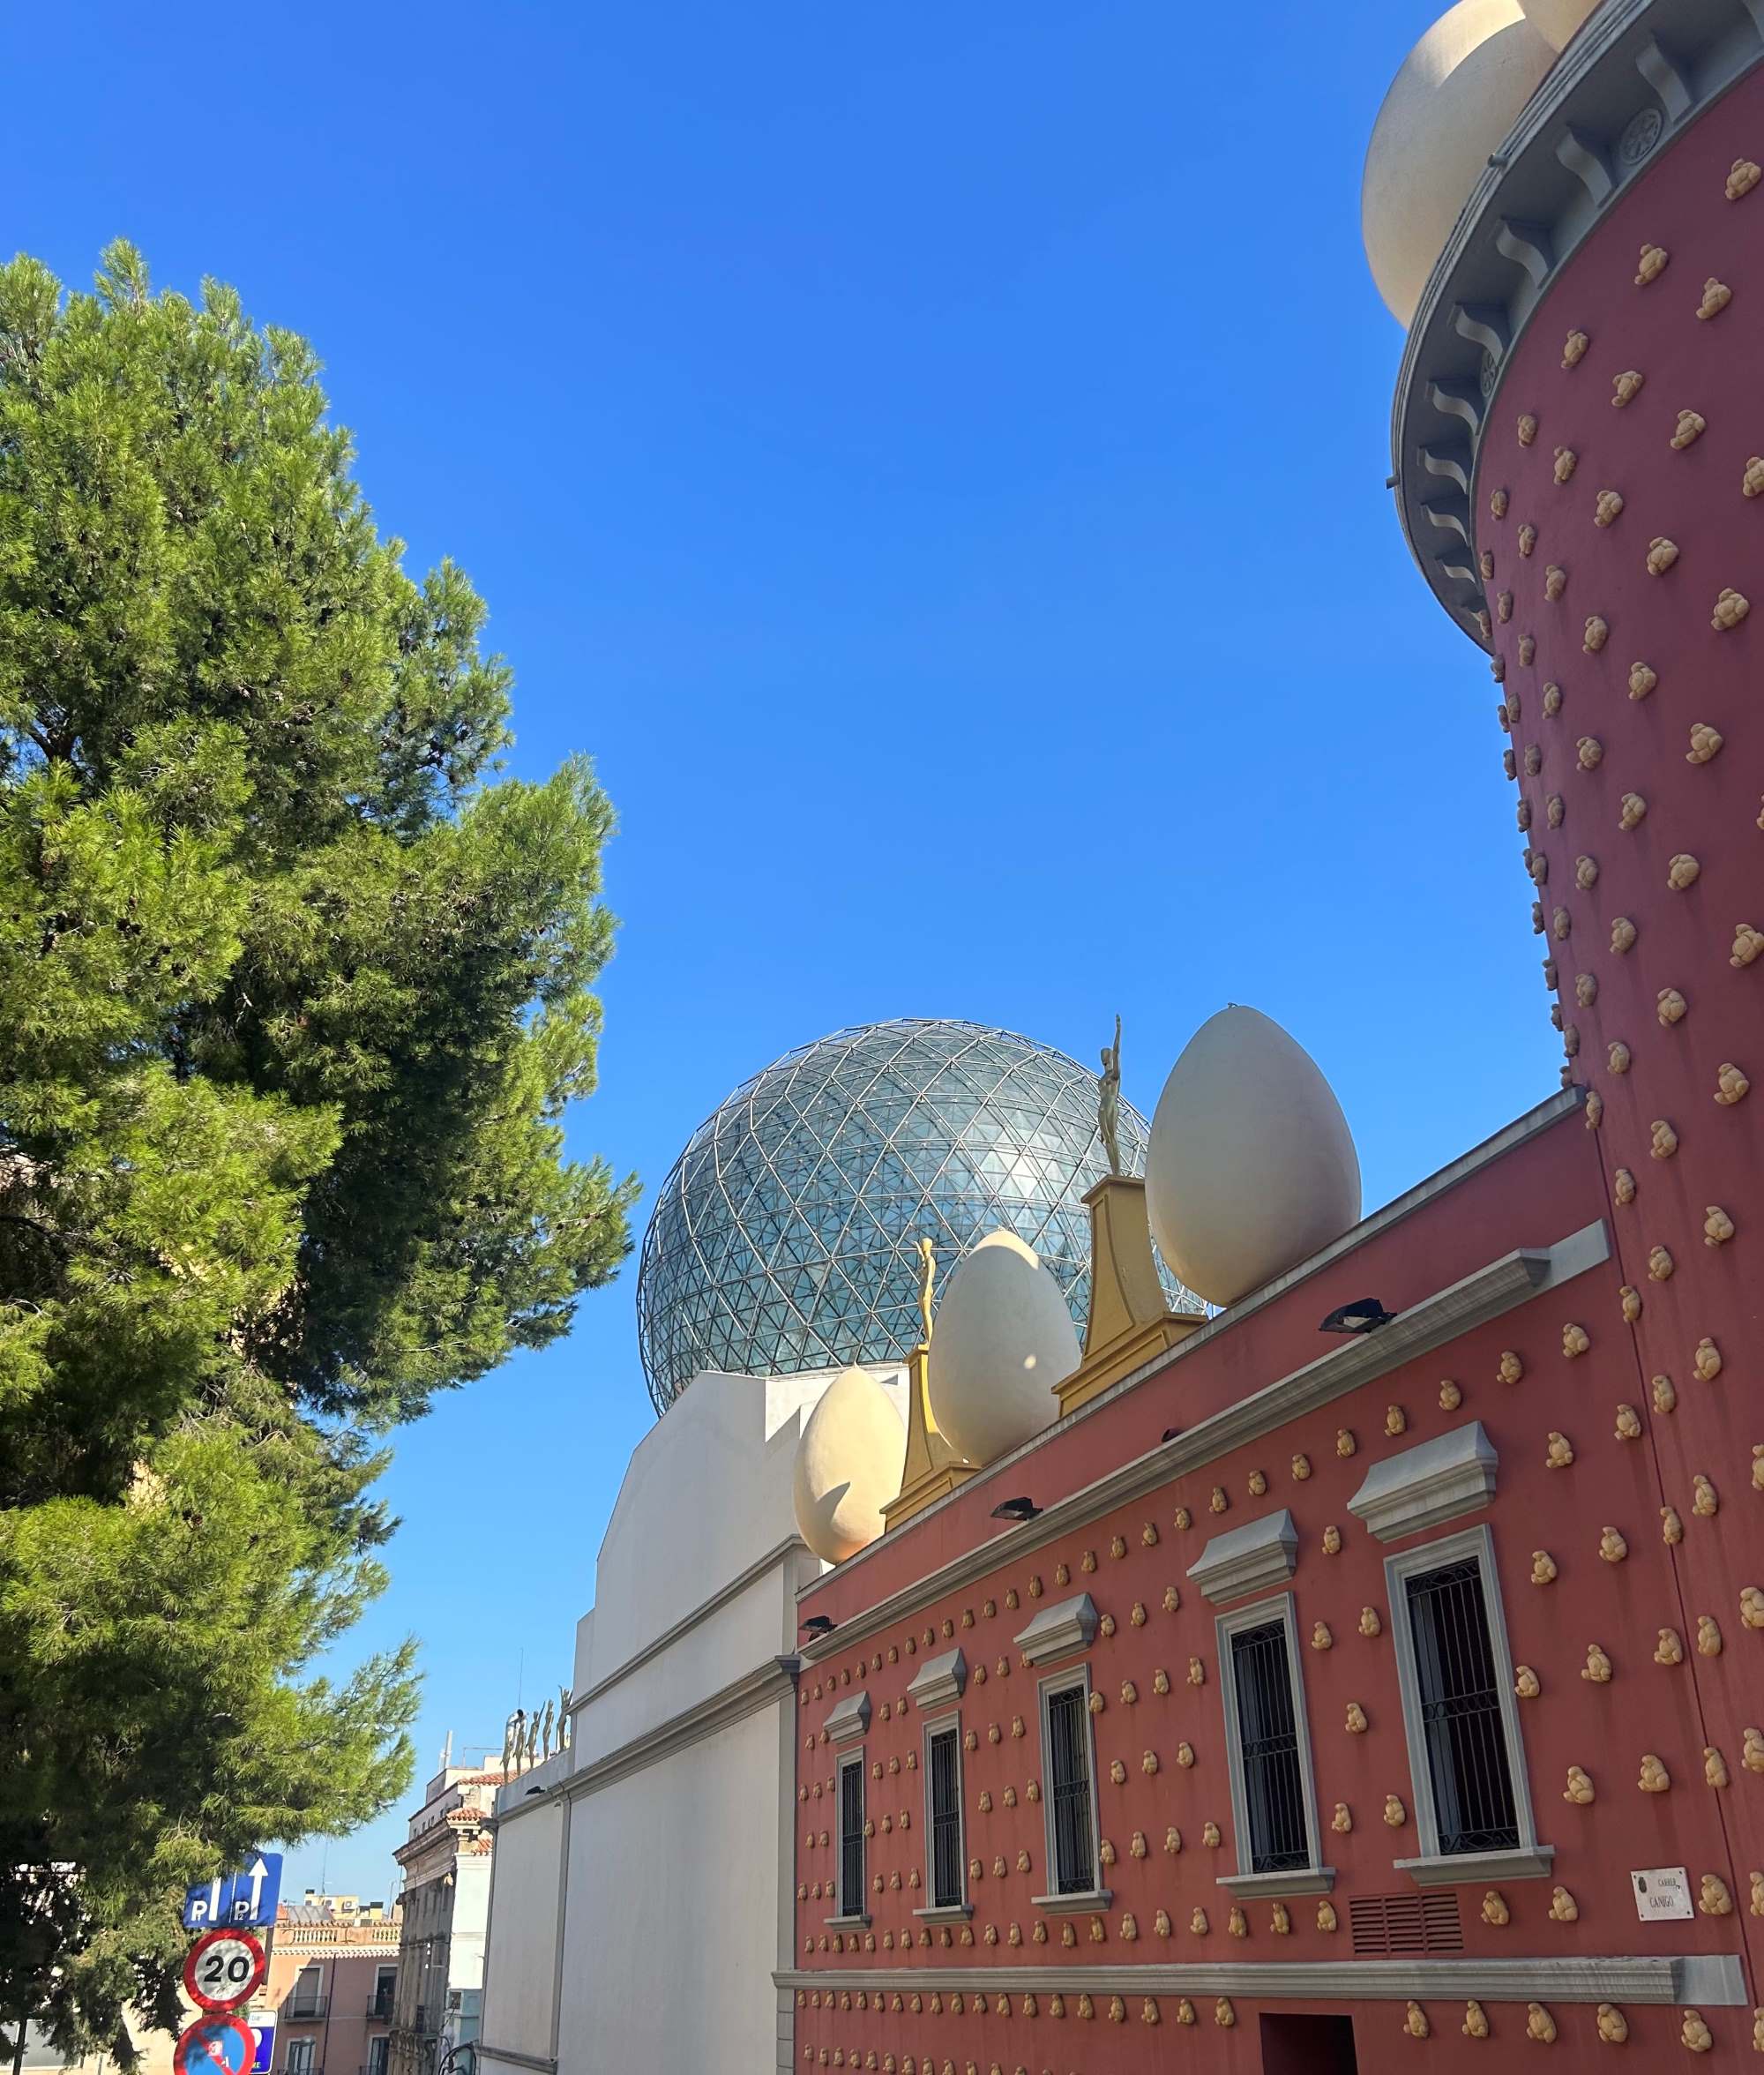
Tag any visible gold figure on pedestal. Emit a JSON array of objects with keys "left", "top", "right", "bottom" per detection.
[{"left": 1098, "top": 1015, "right": 1124, "bottom": 1177}]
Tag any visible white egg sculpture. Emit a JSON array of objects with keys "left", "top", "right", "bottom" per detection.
[
  {"left": 927, "top": 1232, "right": 1080, "bottom": 1466},
  {"left": 1518, "top": 0, "right": 1603, "bottom": 50},
  {"left": 792, "top": 1365, "right": 908, "bottom": 1564},
  {"left": 1147, "top": 1007, "right": 1362, "bottom": 1308},
  {"left": 1362, "top": 0, "right": 1556, "bottom": 326}
]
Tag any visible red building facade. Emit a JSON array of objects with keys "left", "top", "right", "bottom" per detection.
[{"left": 785, "top": 4, "right": 1763, "bottom": 2066}]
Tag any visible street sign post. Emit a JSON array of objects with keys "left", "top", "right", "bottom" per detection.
[
  {"left": 182, "top": 1854, "right": 283, "bottom": 1931},
  {"left": 183, "top": 1929, "right": 266, "bottom": 2012},
  {"left": 173, "top": 2015, "right": 254, "bottom": 2075}
]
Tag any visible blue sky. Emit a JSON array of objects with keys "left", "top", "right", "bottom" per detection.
[{"left": 5, "top": 0, "right": 1557, "bottom": 1898}]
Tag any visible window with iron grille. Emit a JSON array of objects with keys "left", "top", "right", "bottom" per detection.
[
  {"left": 1404, "top": 1555, "right": 1520, "bottom": 1854},
  {"left": 926, "top": 1726, "right": 965, "bottom": 1909},
  {"left": 837, "top": 1754, "right": 865, "bottom": 1916},
  {"left": 1043, "top": 1679, "right": 1098, "bottom": 1895},
  {"left": 1228, "top": 1616, "right": 1312, "bottom": 1873}
]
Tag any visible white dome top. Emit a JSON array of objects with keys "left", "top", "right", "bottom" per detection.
[
  {"left": 1146, "top": 1007, "right": 1362, "bottom": 1308},
  {"left": 1363, "top": 0, "right": 1556, "bottom": 326},
  {"left": 927, "top": 1232, "right": 1080, "bottom": 1467},
  {"left": 1518, "top": 0, "right": 1603, "bottom": 50},
  {"left": 791, "top": 1365, "right": 908, "bottom": 1563}
]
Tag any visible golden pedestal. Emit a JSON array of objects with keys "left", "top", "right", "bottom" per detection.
[
  {"left": 881, "top": 1341, "right": 976, "bottom": 1531},
  {"left": 1055, "top": 1175, "right": 1205, "bottom": 1418}
]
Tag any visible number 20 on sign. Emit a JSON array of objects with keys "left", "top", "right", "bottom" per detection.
[{"left": 183, "top": 1929, "right": 267, "bottom": 2012}]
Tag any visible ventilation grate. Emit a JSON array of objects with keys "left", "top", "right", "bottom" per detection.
[{"left": 1349, "top": 1891, "right": 1463, "bottom": 1955}]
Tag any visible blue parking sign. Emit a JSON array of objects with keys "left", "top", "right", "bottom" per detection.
[
  {"left": 248, "top": 2021, "right": 275, "bottom": 2073},
  {"left": 182, "top": 1854, "right": 283, "bottom": 1930}
]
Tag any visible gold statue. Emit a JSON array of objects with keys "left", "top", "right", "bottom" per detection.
[
  {"left": 916, "top": 1236, "right": 936, "bottom": 1347},
  {"left": 540, "top": 1697, "right": 556, "bottom": 1758},
  {"left": 1098, "top": 1015, "right": 1124, "bottom": 1176}
]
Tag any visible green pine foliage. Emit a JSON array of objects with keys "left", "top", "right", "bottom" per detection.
[{"left": 0, "top": 243, "right": 636, "bottom": 2057}]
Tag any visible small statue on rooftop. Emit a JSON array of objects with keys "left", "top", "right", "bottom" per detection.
[{"left": 1098, "top": 1015, "right": 1124, "bottom": 1177}]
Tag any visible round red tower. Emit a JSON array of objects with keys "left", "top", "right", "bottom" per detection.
[{"left": 1390, "top": 0, "right": 1764, "bottom": 2031}]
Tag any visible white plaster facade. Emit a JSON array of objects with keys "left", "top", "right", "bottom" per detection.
[{"left": 477, "top": 1365, "right": 905, "bottom": 2075}]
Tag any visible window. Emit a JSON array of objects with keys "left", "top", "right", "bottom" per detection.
[
  {"left": 836, "top": 1752, "right": 865, "bottom": 1918},
  {"left": 1403, "top": 1557, "right": 1518, "bottom": 1851},
  {"left": 367, "top": 2040, "right": 390, "bottom": 2075},
  {"left": 925, "top": 1723, "right": 965, "bottom": 1910},
  {"left": 1385, "top": 1524, "right": 1550, "bottom": 1880},
  {"left": 1215, "top": 1593, "right": 1328, "bottom": 1894},
  {"left": 370, "top": 1965, "right": 396, "bottom": 2019},
  {"left": 285, "top": 2042, "right": 314, "bottom": 2075},
  {"left": 1042, "top": 1675, "right": 1099, "bottom": 1895},
  {"left": 1229, "top": 1618, "right": 1310, "bottom": 1871}
]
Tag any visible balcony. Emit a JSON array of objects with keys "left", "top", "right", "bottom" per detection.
[
  {"left": 283, "top": 1993, "right": 329, "bottom": 2021},
  {"left": 366, "top": 1992, "right": 395, "bottom": 2021}
]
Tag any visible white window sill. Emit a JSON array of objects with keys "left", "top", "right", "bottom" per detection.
[
  {"left": 910, "top": 1903, "right": 973, "bottom": 1921},
  {"left": 1394, "top": 1845, "right": 1555, "bottom": 1886},
  {"left": 1028, "top": 1887, "right": 1113, "bottom": 1915},
  {"left": 1216, "top": 1866, "right": 1335, "bottom": 1898},
  {"left": 822, "top": 1911, "right": 871, "bottom": 1928}
]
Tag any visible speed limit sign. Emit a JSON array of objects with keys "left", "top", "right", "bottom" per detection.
[{"left": 183, "top": 1928, "right": 267, "bottom": 2012}]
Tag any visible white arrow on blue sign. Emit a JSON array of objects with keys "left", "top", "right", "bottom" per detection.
[{"left": 182, "top": 1854, "right": 283, "bottom": 1930}]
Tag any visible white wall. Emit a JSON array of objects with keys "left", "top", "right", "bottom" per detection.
[
  {"left": 478, "top": 1799, "right": 564, "bottom": 2064},
  {"left": 480, "top": 1365, "right": 905, "bottom": 2075},
  {"left": 553, "top": 1697, "right": 796, "bottom": 2074}
]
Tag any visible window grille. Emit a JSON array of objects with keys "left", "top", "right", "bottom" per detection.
[
  {"left": 1349, "top": 1891, "right": 1463, "bottom": 1954},
  {"left": 927, "top": 1727, "right": 964, "bottom": 1909},
  {"left": 1404, "top": 1556, "right": 1520, "bottom": 1854},
  {"left": 1044, "top": 1682, "right": 1096, "bottom": 1894},
  {"left": 838, "top": 1757, "right": 865, "bottom": 1914},
  {"left": 1228, "top": 1617, "right": 1312, "bottom": 1873}
]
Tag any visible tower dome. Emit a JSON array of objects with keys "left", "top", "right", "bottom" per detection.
[{"left": 636, "top": 1018, "right": 1192, "bottom": 1414}]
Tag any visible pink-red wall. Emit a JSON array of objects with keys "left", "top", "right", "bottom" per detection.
[{"left": 1476, "top": 46, "right": 1764, "bottom": 2018}]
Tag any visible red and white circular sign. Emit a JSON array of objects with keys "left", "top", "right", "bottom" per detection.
[{"left": 183, "top": 1928, "right": 266, "bottom": 2012}]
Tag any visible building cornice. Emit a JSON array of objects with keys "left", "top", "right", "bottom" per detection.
[
  {"left": 1389, "top": 0, "right": 1764, "bottom": 641},
  {"left": 493, "top": 1655, "right": 800, "bottom": 1824},
  {"left": 571, "top": 1533, "right": 809, "bottom": 1716},
  {"left": 777, "top": 1952, "right": 1745, "bottom": 2006},
  {"left": 797, "top": 1217, "right": 1607, "bottom": 1663}
]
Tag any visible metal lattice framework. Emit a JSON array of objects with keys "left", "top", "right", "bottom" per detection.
[{"left": 635, "top": 1017, "right": 1193, "bottom": 1415}]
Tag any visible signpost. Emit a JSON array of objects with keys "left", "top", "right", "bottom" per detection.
[
  {"left": 183, "top": 1855, "right": 283, "bottom": 1931},
  {"left": 172, "top": 2014, "right": 255, "bottom": 2075},
  {"left": 183, "top": 1929, "right": 266, "bottom": 2013}
]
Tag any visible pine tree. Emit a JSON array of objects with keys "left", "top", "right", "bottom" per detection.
[{"left": 0, "top": 243, "right": 636, "bottom": 2060}]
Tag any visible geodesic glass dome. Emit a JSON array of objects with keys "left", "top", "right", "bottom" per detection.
[{"left": 635, "top": 1017, "right": 1192, "bottom": 1415}]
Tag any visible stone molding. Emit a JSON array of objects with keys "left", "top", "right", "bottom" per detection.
[
  {"left": 799, "top": 1216, "right": 1606, "bottom": 1667},
  {"left": 1187, "top": 1509, "right": 1298, "bottom": 1605},
  {"left": 825, "top": 1689, "right": 871, "bottom": 1748},
  {"left": 776, "top": 1953, "right": 1746, "bottom": 2006},
  {"left": 1026, "top": 1886, "right": 1114, "bottom": 1916},
  {"left": 498, "top": 1655, "right": 800, "bottom": 1811},
  {"left": 1396, "top": 1845, "right": 1555, "bottom": 1886},
  {"left": 475, "top": 2048, "right": 558, "bottom": 2073},
  {"left": 1348, "top": 1421, "right": 1499, "bottom": 1542},
  {"left": 905, "top": 1647, "right": 967, "bottom": 1710},
  {"left": 1390, "top": 0, "right": 1764, "bottom": 640},
  {"left": 1215, "top": 1866, "right": 1335, "bottom": 1899},
  {"left": 1013, "top": 1594, "right": 1097, "bottom": 1667}
]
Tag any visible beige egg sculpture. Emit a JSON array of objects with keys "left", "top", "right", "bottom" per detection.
[
  {"left": 1517, "top": 0, "right": 1603, "bottom": 49},
  {"left": 1147, "top": 1007, "right": 1362, "bottom": 1307},
  {"left": 1362, "top": 0, "right": 1556, "bottom": 326},
  {"left": 927, "top": 1231, "right": 1079, "bottom": 1465},
  {"left": 792, "top": 1365, "right": 908, "bottom": 1563}
]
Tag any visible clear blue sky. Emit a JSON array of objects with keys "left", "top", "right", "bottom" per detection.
[{"left": 5, "top": 0, "right": 1556, "bottom": 1899}]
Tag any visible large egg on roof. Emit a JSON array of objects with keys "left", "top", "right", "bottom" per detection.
[
  {"left": 792, "top": 1366, "right": 908, "bottom": 1564},
  {"left": 1362, "top": 0, "right": 1555, "bottom": 326},
  {"left": 927, "top": 1232, "right": 1080, "bottom": 1466},
  {"left": 1147, "top": 1007, "right": 1361, "bottom": 1308}
]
